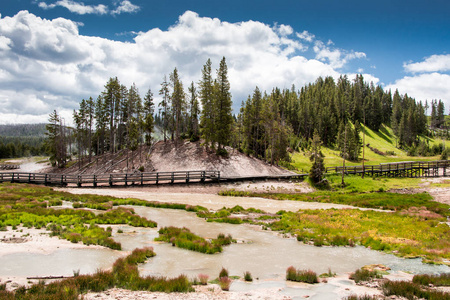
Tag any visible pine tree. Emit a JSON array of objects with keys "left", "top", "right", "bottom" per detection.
[
  {"left": 188, "top": 81, "right": 200, "bottom": 141},
  {"left": 309, "top": 130, "right": 325, "bottom": 184},
  {"left": 170, "top": 68, "right": 186, "bottom": 144},
  {"left": 102, "top": 77, "right": 122, "bottom": 153},
  {"left": 45, "top": 110, "right": 67, "bottom": 168},
  {"left": 199, "top": 59, "right": 214, "bottom": 147},
  {"left": 159, "top": 75, "right": 171, "bottom": 142},
  {"left": 214, "top": 57, "right": 233, "bottom": 151},
  {"left": 143, "top": 89, "right": 155, "bottom": 145}
]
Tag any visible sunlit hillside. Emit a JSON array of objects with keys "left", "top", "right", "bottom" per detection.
[{"left": 290, "top": 124, "right": 450, "bottom": 173}]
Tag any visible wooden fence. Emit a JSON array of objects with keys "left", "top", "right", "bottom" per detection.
[
  {"left": 325, "top": 160, "right": 450, "bottom": 178},
  {"left": 0, "top": 170, "right": 221, "bottom": 187}
]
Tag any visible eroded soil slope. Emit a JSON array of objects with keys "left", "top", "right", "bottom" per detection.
[
  {"left": 47, "top": 140, "right": 294, "bottom": 177},
  {"left": 149, "top": 140, "right": 294, "bottom": 177}
]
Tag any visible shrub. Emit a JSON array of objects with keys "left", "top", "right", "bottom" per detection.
[
  {"left": 344, "top": 295, "right": 378, "bottom": 300},
  {"left": 244, "top": 271, "right": 253, "bottom": 282},
  {"left": 218, "top": 276, "right": 231, "bottom": 291},
  {"left": 219, "top": 267, "right": 229, "bottom": 279},
  {"left": 380, "top": 280, "right": 450, "bottom": 299},
  {"left": 198, "top": 273, "right": 209, "bottom": 285},
  {"left": 349, "top": 268, "right": 382, "bottom": 283},
  {"left": 155, "top": 226, "right": 232, "bottom": 254},
  {"left": 286, "top": 266, "right": 318, "bottom": 284},
  {"left": 412, "top": 273, "right": 450, "bottom": 286},
  {"left": 216, "top": 148, "right": 228, "bottom": 157}
]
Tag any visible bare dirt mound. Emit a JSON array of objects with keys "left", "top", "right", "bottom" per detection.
[
  {"left": 45, "top": 140, "right": 294, "bottom": 177},
  {"left": 149, "top": 140, "right": 294, "bottom": 177}
]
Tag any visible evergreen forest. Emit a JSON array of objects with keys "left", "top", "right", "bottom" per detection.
[{"left": 43, "top": 58, "right": 448, "bottom": 169}]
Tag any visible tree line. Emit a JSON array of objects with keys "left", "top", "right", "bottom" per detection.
[
  {"left": 46, "top": 57, "right": 233, "bottom": 167},
  {"left": 0, "top": 124, "right": 48, "bottom": 159},
  {"left": 47, "top": 60, "right": 446, "bottom": 168}
]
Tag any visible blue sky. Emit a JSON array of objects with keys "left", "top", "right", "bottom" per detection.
[{"left": 0, "top": 0, "right": 449, "bottom": 124}]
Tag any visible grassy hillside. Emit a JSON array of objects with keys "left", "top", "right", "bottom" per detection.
[{"left": 291, "top": 124, "right": 450, "bottom": 172}]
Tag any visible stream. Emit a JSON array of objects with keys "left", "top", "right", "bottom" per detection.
[{"left": 1, "top": 194, "right": 449, "bottom": 299}]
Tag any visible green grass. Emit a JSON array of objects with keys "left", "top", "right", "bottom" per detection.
[
  {"left": 286, "top": 266, "right": 318, "bottom": 283},
  {"left": 270, "top": 209, "right": 450, "bottom": 264},
  {"left": 382, "top": 280, "right": 450, "bottom": 300},
  {"left": 223, "top": 188, "right": 450, "bottom": 218},
  {"left": 349, "top": 268, "right": 382, "bottom": 283},
  {"left": 0, "top": 183, "right": 157, "bottom": 250},
  {"left": 412, "top": 273, "right": 450, "bottom": 286},
  {"left": 155, "top": 226, "right": 233, "bottom": 254},
  {"left": 290, "top": 124, "right": 450, "bottom": 172}
]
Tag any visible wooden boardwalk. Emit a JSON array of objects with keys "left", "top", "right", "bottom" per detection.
[
  {"left": 1, "top": 160, "right": 448, "bottom": 188},
  {"left": 0, "top": 170, "right": 221, "bottom": 187},
  {"left": 325, "top": 160, "right": 450, "bottom": 178},
  {"left": 0, "top": 164, "right": 19, "bottom": 170}
]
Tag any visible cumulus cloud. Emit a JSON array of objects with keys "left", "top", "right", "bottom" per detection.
[
  {"left": 111, "top": 0, "right": 140, "bottom": 15},
  {"left": 38, "top": 0, "right": 139, "bottom": 15},
  {"left": 296, "top": 30, "right": 315, "bottom": 42},
  {"left": 404, "top": 54, "right": 450, "bottom": 73},
  {"left": 0, "top": 10, "right": 369, "bottom": 124},
  {"left": 313, "top": 40, "right": 366, "bottom": 69},
  {"left": 39, "top": 0, "right": 108, "bottom": 15},
  {"left": 386, "top": 73, "right": 450, "bottom": 109}
]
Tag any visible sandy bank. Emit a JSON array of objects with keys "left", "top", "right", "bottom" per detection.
[{"left": 0, "top": 226, "right": 104, "bottom": 258}]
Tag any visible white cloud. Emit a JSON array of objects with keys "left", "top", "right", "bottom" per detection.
[
  {"left": 404, "top": 54, "right": 450, "bottom": 73},
  {"left": 274, "top": 24, "right": 293, "bottom": 36},
  {"left": 386, "top": 73, "right": 450, "bottom": 110},
  {"left": 111, "top": 0, "right": 140, "bottom": 15},
  {"left": 39, "top": 0, "right": 108, "bottom": 15},
  {"left": 313, "top": 41, "right": 366, "bottom": 69},
  {"left": 296, "top": 30, "right": 315, "bottom": 42},
  {"left": 0, "top": 10, "right": 370, "bottom": 124},
  {"left": 38, "top": 0, "right": 140, "bottom": 15}
]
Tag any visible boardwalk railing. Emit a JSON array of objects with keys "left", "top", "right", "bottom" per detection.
[
  {"left": 0, "top": 170, "right": 220, "bottom": 187},
  {"left": 0, "top": 164, "right": 20, "bottom": 170},
  {"left": 325, "top": 160, "right": 450, "bottom": 177}
]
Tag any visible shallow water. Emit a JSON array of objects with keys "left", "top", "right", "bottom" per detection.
[
  {"left": 64, "top": 188, "right": 360, "bottom": 213},
  {"left": 114, "top": 206, "right": 450, "bottom": 280},
  {"left": 1, "top": 199, "right": 449, "bottom": 295},
  {"left": 0, "top": 248, "right": 121, "bottom": 277}
]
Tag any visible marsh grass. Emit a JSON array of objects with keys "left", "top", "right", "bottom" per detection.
[
  {"left": 243, "top": 271, "right": 253, "bottom": 282},
  {"left": 233, "top": 189, "right": 450, "bottom": 217},
  {"left": 344, "top": 295, "right": 378, "bottom": 300},
  {"left": 286, "top": 266, "right": 318, "bottom": 284},
  {"left": 381, "top": 280, "right": 450, "bottom": 300},
  {"left": 271, "top": 209, "right": 450, "bottom": 264},
  {"left": 218, "top": 277, "right": 231, "bottom": 291},
  {"left": 412, "top": 273, "right": 450, "bottom": 286},
  {"left": 0, "top": 184, "right": 158, "bottom": 250},
  {"left": 3, "top": 247, "right": 192, "bottom": 299},
  {"left": 219, "top": 267, "right": 229, "bottom": 278},
  {"left": 155, "top": 227, "right": 233, "bottom": 254},
  {"left": 198, "top": 274, "right": 209, "bottom": 285},
  {"left": 349, "top": 268, "right": 382, "bottom": 283},
  {"left": 319, "top": 268, "right": 336, "bottom": 278}
]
